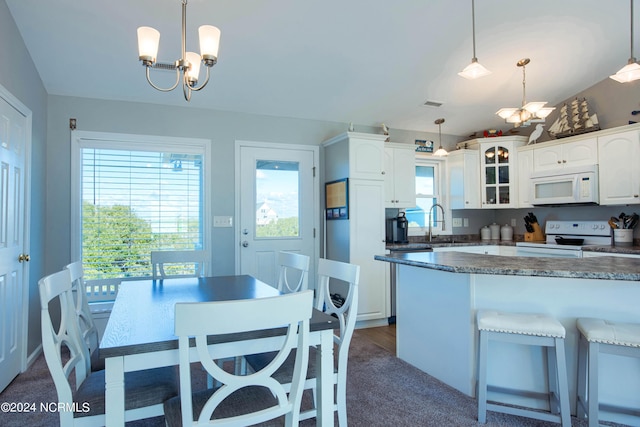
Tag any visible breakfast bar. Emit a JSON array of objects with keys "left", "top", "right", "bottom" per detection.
[{"left": 374, "top": 251, "right": 640, "bottom": 422}]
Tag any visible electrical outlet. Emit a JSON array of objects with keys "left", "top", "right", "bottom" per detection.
[
  {"left": 213, "top": 216, "right": 233, "bottom": 227},
  {"left": 452, "top": 217, "right": 462, "bottom": 227},
  {"left": 463, "top": 218, "right": 469, "bottom": 227},
  {"left": 511, "top": 218, "right": 517, "bottom": 227}
]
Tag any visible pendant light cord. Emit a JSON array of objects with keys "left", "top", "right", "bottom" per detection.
[
  {"left": 471, "top": 0, "right": 477, "bottom": 61},
  {"left": 631, "top": 0, "right": 636, "bottom": 61}
]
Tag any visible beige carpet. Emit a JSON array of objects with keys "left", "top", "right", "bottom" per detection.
[{"left": 0, "top": 331, "right": 625, "bottom": 426}]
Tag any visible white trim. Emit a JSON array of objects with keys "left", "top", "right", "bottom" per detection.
[
  {"left": 70, "top": 130, "right": 212, "bottom": 270},
  {"left": 233, "top": 140, "right": 320, "bottom": 275},
  {"left": 408, "top": 156, "right": 452, "bottom": 237},
  {"left": 0, "top": 84, "right": 32, "bottom": 375}
]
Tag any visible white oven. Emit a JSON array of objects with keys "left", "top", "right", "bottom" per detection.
[
  {"left": 530, "top": 165, "right": 599, "bottom": 206},
  {"left": 516, "top": 220, "right": 611, "bottom": 258}
]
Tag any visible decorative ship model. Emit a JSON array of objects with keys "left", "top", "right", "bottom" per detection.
[{"left": 548, "top": 97, "right": 600, "bottom": 139}]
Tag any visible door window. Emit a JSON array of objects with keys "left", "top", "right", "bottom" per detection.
[{"left": 255, "top": 160, "right": 299, "bottom": 238}]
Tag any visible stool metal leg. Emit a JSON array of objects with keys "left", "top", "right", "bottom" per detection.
[{"left": 477, "top": 330, "right": 489, "bottom": 424}]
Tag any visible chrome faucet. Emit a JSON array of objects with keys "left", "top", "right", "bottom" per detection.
[{"left": 428, "top": 203, "right": 446, "bottom": 241}]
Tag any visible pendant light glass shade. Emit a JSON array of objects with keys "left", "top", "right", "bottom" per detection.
[
  {"left": 433, "top": 118, "right": 448, "bottom": 157},
  {"left": 458, "top": 0, "right": 491, "bottom": 80},
  {"left": 137, "top": 26, "right": 160, "bottom": 63},
  {"left": 611, "top": 0, "right": 640, "bottom": 83}
]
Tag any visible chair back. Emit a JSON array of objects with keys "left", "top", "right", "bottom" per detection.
[
  {"left": 276, "top": 251, "right": 310, "bottom": 293},
  {"left": 174, "top": 290, "right": 313, "bottom": 426},
  {"left": 151, "top": 250, "right": 210, "bottom": 279},
  {"left": 316, "top": 258, "right": 360, "bottom": 367},
  {"left": 65, "top": 261, "right": 99, "bottom": 359},
  {"left": 38, "top": 269, "right": 91, "bottom": 406}
]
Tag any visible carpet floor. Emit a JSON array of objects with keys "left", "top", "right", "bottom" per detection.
[{"left": 0, "top": 330, "right": 627, "bottom": 426}]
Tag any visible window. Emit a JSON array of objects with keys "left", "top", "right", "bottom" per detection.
[
  {"left": 406, "top": 157, "right": 450, "bottom": 236},
  {"left": 71, "top": 132, "right": 211, "bottom": 300}
]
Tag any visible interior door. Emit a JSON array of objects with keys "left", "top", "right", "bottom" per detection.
[
  {"left": 0, "top": 90, "right": 29, "bottom": 392},
  {"left": 237, "top": 143, "right": 317, "bottom": 290}
]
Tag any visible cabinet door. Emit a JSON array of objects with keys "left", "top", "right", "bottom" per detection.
[
  {"left": 391, "top": 147, "right": 417, "bottom": 207},
  {"left": 598, "top": 130, "right": 640, "bottom": 205},
  {"left": 481, "top": 143, "right": 516, "bottom": 208},
  {"left": 349, "top": 138, "right": 384, "bottom": 180},
  {"left": 517, "top": 149, "right": 534, "bottom": 207},
  {"left": 448, "top": 150, "right": 479, "bottom": 209},
  {"left": 349, "top": 179, "right": 387, "bottom": 321},
  {"left": 533, "top": 145, "right": 563, "bottom": 171},
  {"left": 564, "top": 138, "right": 597, "bottom": 167}
]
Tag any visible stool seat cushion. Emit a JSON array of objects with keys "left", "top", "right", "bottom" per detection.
[
  {"left": 478, "top": 310, "right": 565, "bottom": 338},
  {"left": 577, "top": 317, "right": 640, "bottom": 348}
]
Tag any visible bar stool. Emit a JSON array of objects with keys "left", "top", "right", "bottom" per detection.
[
  {"left": 477, "top": 310, "right": 571, "bottom": 426},
  {"left": 576, "top": 317, "right": 640, "bottom": 427}
]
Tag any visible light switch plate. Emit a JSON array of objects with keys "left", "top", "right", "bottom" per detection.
[{"left": 213, "top": 216, "right": 233, "bottom": 227}]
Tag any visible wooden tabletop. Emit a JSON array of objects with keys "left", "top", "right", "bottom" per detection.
[{"left": 99, "top": 275, "right": 337, "bottom": 358}]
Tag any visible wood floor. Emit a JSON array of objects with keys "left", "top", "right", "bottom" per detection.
[{"left": 354, "top": 324, "right": 396, "bottom": 355}]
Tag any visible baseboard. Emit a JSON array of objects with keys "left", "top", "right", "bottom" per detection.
[
  {"left": 355, "top": 318, "right": 391, "bottom": 329},
  {"left": 25, "top": 345, "right": 43, "bottom": 371}
]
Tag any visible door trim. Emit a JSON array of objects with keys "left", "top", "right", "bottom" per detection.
[
  {"left": 234, "top": 140, "right": 319, "bottom": 275},
  {"left": 0, "top": 83, "right": 32, "bottom": 374}
]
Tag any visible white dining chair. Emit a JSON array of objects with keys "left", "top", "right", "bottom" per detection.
[
  {"left": 276, "top": 251, "right": 310, "bottom": 293},
  {"left": 151, "top": 249, "right": 210, "bottom": 279},
  {"left": 245, "top": 258, "right": 360, "bottom": 426},
  {"left": 163, "top": 290, "right": 313, "bottom": 427},
  {"left": 38, "top": 269, "right": 179, "bottom": 426},
  {"left": 65, "top": 261, "right": 102, "bottom": 371}
]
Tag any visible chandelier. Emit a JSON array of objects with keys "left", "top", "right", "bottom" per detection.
[
  {"left": 610, "top": 0, "right": 640, "bottom": 83},
  {"left": 496, "top": 58, "right": 554, "bottom": 127},
  {"left": 458, "top": 0, "right": 491, "bottom": 80},
  {"left": 137, "top": 0, "right": 221, "bottom": 101}
]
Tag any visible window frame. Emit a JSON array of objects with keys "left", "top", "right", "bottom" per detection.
[
  {"left": 408, "top": 154, "right": 451, "bottom": 237},
  {"left": 70, "top": 131, "right": 212, "bottom": 284}
]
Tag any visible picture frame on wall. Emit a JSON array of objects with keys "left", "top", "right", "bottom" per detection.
[
  {"left": 415, "top": 139, "right": 433, "bottom": 153},
  {"left": 325, "top": 178, "right": 348, "bottom": 220}
]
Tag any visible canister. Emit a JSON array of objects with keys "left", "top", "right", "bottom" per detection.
[
  {"left": 500, "top": 224, "right": 513, "bottom": 241},
  {"left": 480, "top": 226, "right": 490, "bottom": 240},
  {"left": 489, "top": 223, "right": 501, "bottom": 240}
]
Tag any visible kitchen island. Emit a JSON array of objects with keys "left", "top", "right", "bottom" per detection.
[{"left": 374, "top": 251, "right": 640, "bottom": 422}]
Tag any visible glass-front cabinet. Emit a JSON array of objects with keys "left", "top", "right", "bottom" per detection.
[{"left": 479, "top": 138, "right": 527, "bottom": 208}]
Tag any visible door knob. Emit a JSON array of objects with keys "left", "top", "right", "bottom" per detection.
[
  {"left": 18, "top": 253, "right": 30, "bottom": 262},
  {"left": 242, "top": 241, "right": 249, "bottom": 247}
]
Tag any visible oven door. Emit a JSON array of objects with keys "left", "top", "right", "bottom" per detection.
[{"left": 515, "top": 244, "right": 583, "bottom": 258}]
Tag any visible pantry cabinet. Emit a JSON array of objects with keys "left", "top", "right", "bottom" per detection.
[
  {"left": 384, "top": 143, "right": 416, "bottom": 208},
  {"left": 322, "top": 132, "right": 389, "bottom": 324},
  {"left": 533, "top": 137, "right": 597, "bottom": 172},
  {"left": 447, "top": 149, "right": 480, "bottom": 209},
  {"left": 598, "top": 129, "right": 640, "bottom": 205}
]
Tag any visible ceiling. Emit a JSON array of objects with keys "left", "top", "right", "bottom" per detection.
[{"left": 5, "top": 0, "right": 637, "bottom": 137}]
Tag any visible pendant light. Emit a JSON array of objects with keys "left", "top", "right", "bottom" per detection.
[
  {"left": 458, "top": 0, "right": 491, "bottom": 79},
  {"left": 610, "top": 0, "right": 640, "bottom": 83},
  {"left": 433, "top": 118, "right": 448, "bottom": 157}
]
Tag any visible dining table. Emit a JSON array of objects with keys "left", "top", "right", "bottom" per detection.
[{"left": 99, "top": 275, "right": 338, "bottom": 426}]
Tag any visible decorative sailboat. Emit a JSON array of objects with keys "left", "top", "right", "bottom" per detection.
[{"left": 548, "top": 97, "right": 600, "bottom": 139}]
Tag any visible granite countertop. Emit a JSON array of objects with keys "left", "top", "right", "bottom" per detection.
[{"left": 374, "top": 251, "right": 640, "bottom": 281}]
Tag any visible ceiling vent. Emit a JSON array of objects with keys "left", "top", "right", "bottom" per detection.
[{"left": 423, "top": 100, "right": 443, "bottom": 107}]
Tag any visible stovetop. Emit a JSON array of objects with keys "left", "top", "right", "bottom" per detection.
[{"left": 517, "top": 220, "right": 612, "bottom": 249}]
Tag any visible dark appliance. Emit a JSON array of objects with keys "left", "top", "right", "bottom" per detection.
[{"left": 386, "top": 212, "right": 409, "bottom": 243}]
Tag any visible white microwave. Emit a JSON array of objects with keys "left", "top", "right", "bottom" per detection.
[{"left": 530, "top": 165, "right": 599, "bottom": 206}]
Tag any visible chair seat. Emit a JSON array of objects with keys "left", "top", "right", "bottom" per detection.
[
  {"left": 245, "top": 347, "right": 338, "bottom": 383},
  {"left": 577, "top": 317, "right": 640, "bottom": 347},
  {"left": 478, "top": 310, "right": 565, "bottom": 338},
  {"left": 164, "top": 385, "right": 281, "bottom": 426},
  {"left": 74, "top": 366, "right": 178, "bottom": 418}
]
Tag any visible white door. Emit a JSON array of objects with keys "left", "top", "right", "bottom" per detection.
[
  {"left": 0, "top": 88, "right": 30, "bottom": 392},
  {"left": 236, "top": 142, "right": 318, "bottom": 290}
]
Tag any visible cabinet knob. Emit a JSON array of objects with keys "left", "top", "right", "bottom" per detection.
[
  {"left": 562, "top": 160, "right": 567, "bottom": 163},
  {"left": 557, "top": 160, "right": 562, "bottom": 164},
  {"left": 381, "top": 171, "right": 386, "bottom": 175},
  {"left": 635, "top": 195, "right": 639, "bottom": 198}
]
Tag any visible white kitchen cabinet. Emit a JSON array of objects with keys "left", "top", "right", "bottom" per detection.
[
  {"left": 516, "top": 146, "right": 534, "bottom": 207},
  {"left": 598, "top": 129, "right": 640, "bottom": 205},
  {"left": 323, "top": 132, "right": 388, "bottom": 324},
  {"left": 384, "top": 143, "right": 416, "bottom": 208},
  {"left": 533, "top": 137, "right": 597, "bottom": 172},
  {"left": 479, "top": 137, "right": 527, "bottom": 209},
  {"left": 447, "top": 149, "right": 480, "bottom": 209}
]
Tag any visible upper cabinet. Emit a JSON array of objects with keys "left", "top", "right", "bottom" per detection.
[
  {"left": 384, "top": 143, "right": 416, "bottom": 208},
  {"left": 533, "top": 138, "right": 597, "bottom": 172},
  {"left": 598, "top": 129, "right": 640, "bottom": 205},
  {"left": 447, "top": 149, "right": 480, "bottom": 209},
  {"left": 323, "top": 132, "right": 386, "bottom": 181},
  {"left": 479, "top": 137, "right": 527, "bottom": 209}
]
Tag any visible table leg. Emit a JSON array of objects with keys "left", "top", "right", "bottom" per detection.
[
  {"left": 316, "top": 329, "right": 334, "bottom": 426},
  {"left": 105, "top": 356, "right": 125, "bottom": 427}
]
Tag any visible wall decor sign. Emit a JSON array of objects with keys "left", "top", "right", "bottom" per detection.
[
  {"left": 325, "top": 178, "right": 348, "bottom": 220},
  {"left": 415, "top": 139, "right": 433, "bottom": 153}
]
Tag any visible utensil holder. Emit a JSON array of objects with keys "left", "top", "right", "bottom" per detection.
[
  {"left": 613, "top": 229, "right": 634, "bottom": 247},
  {"left": 524, "top": 223, "right": 545, "bottom": 242}
]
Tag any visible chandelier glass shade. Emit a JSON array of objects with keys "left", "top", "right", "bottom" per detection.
[
  {"left": 458, "top": 0, "right": 491, "bottom": 80},
  {"left": 137, "top": 0, "right": 221, "bottom": 101},
  {"left": 495, "top": 58, "right": 554, "bottom": 127},
  {"left": 610, "top": 0, "right": 640, "bottom": 83}
]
